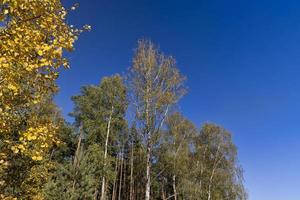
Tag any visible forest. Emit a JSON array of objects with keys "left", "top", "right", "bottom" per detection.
[{"left": 0, "top": 1, "right": 247, "bottom": 200}]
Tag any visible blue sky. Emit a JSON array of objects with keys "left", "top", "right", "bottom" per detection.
[{"left": 56, "top": 1, "right": 300, "bottom": 199}]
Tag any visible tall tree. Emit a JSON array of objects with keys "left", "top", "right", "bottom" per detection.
[
  {"left": 157, "top": 113, "right": 196, "bottom": 200},
  {"left": 128, "top": 40, "right": 186, "bottom": 200},
  {"left": 0, "top": 0, "right": 87, "bottom": 198},
  {"left": 71, "top": 75, "right": 128, "bottom": 199},
  {"left": 190, "top": 124, "right": 248, "bottom": 200}
]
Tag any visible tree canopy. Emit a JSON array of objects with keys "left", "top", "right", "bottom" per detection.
[{"left": 0, "top": 1, "right": 247, "bottom": 199}]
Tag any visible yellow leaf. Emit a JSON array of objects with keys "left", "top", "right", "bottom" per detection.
[{"left": 37, "top": 50, "right": 43, "bottom": 56}]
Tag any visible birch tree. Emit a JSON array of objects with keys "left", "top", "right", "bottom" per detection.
[
  {"left": 159, "top": 113, "right": 196, "bottom": 200},
  {"left": 192, "top": 124, "right": 248, "bottom": 200},
  {"left": 128, "top": 40, "right": 186, "bottom": 200}
]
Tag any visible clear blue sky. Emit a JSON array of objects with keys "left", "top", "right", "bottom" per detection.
[{"left": 56, "top": 1, "right": 300, "bottom": 199}]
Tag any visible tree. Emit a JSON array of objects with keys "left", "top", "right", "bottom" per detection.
[
  {"left": 0, "top": 94, "right": 69, "bottom": 198},
  {"left": 128, "top": 40, "right": 186, "bottom": 200},
  {"left": 44, "top": 143, "right": 102, "bottom": 200},
  {"left": 190, "top": 124, "right": 248, "bottom": 200},
  {"left": 157, "top": 113, "right": 196, "bottom": 200},
  {"left": 71, "top": 75, "right": 128, "bottom": 199},
  {"left": 0, "top": 0, "right": 87, "bottom": 198}
]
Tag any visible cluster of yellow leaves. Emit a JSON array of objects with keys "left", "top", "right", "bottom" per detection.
[
  {"left": 0, "top": 0, "right": 90, "bottom": 197},
  {"left": 0, "top": 195, "right": 17, "bottom": 200},
  {"left": 0, "top": 5, "right": 89, "bottom": 200},
  {"left": 0, "top": 0, "right": 86, "bottom": 198},
  {"left": 0, "top": 0, "right": 76, "bottom": 158},
  {"left": 11, "top": 122, "right": 60, "bottom": 161}
]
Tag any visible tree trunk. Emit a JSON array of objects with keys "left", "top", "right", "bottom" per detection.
[
  {"left": 207, "top": 171, "right": 213, "bottom": 200},
  {"left": 123, "top": 159, "right": 127, "bottom": 200},
  {"left": 162, "top": 184, "right": 166, "bottom": 200},
  {"left": 100, "top": 106, "right": 114, "bottom": 200},
  {"left": 112, "top": 157, "right": 119, "bottom": 200},
  {"left": 72, "top": 126, "right": 84, "bottom": 193},
  {"left": 100, "top": 178, "right": 106, "bottom": 200},
  {"left": 129, "top": 144, "right": 134, "bottom": 200},
  {"left": 118, "top": 155, "right": 124, "bottom": 200},
  {"left": 145, "top": 145, "right": 151, "bottom": 200},
  {"left": 73, "top": 126, "right": 83, "bottom": 169},
  {"left": 207, "top": 145, "right": 221, "bottom": 200},
  {"left": 199, "top": 146, "right": 208, "bottom": 196},
  {"left": 173, "top": 175, "right": 177, "bottom": 200}
]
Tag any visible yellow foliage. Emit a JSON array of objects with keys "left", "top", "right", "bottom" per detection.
[
  {"left": 0, "top": 0, "right": 77, "bottom": 154},
  {"left": 0, "top": 0, "right": 85, "bottom": 198}
]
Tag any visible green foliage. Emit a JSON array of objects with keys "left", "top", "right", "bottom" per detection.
[
  {"left": 188, "top": 123, "right": 248, "bottom": 200},
  {"left": 71, "top": 74, "right": 127, "bottom": 146},
  {"left": 43, "top": 75, "right": 129, "bottom": 200},
  {"left": 43, "top": 161, "right": 95, "bottom": 200},
  {"left": 42, "top": 43, "right": 247, "bottom": 200},
  {"left": 2, "top": 38, "right": 247, "bottom": 200}
]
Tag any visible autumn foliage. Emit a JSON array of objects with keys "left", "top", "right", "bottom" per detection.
[
  {"left": 0, "top": 0, "right": 86, "bottom": 198},
  {"left": 0, "top": 1, "right": 246, "bottom": 200}
]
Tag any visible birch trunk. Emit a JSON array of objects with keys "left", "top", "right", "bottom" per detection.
[
  {"left": 145, "top": 145, "right": 151, "bottom": 200},
  {"left": 173, "top": 175, "right": 177, "bottom": 200},
  {"left": 73, "top": 126, "right": 83, "bottom": 169},
  {"left": 129, "top": 144, "right": 134, "bottom": 200},
  {"left": 207, "top": 145, "right": 221, "bottom": 200},
  {"left": 72, "top": 126, "right": 84, "bottom": 192},
  {"left": 123, "top": 159, "right": 127, "bottom": 199},
  {"left": 118, "top": 155, "right": 124, "bottom": 200},
  {"left": 199, "top": 146, "right": 208, "bottom": 196},
  {"left": 100, "top": 106, "right": 114, "bottom": 200},
  {"left": 112, "top": 157, "right": 119, "bottom": 200}
]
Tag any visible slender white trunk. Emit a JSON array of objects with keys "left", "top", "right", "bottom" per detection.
[
  {"left": 145, "top": 145, "right": 151, "bottom": 200},
  {"left": 173, "top": 175, "right": 177, "bottom": 200},
  {"left": 72, "top": 126, "right": 83, "bottom": 193},
  {"left": 207, "top": 169, "right": 214, "bottom": 200},
  {"left": 129, "top": 144, "right": 134, "bottom": 200},
  {"left": 100, "top": 177, "right": 106, "bottom": 200},
  {"left": 207, "top": 145, "right": 221, "bottom": 200},
  {"left": 100, "top": 106, "right": 114, "bottom": 200},
  {"left": 118, "top": 156, "right": 124, "bottom": 200},
  {"left": 200, "top": 146, "right": 208, "bottom": 195},
  {"left": 144, "top": 67, "right": 152, "bottom": 200},
  {"left": 73, "top": 126, "right": 83, "bottom": 169},
  {"left": 123, "top": 159, "right": 127, "bottom": 199},
  {"left": 112, "top": 157, "right": 119, "bottom": 200}
]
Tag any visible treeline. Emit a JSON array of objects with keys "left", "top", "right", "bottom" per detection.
[
  {"left": 0, "top": 1, "right": 247, "bottom": 199},
  {"left": 42, "top": 41, "right": 247, "bottom": 200}
]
